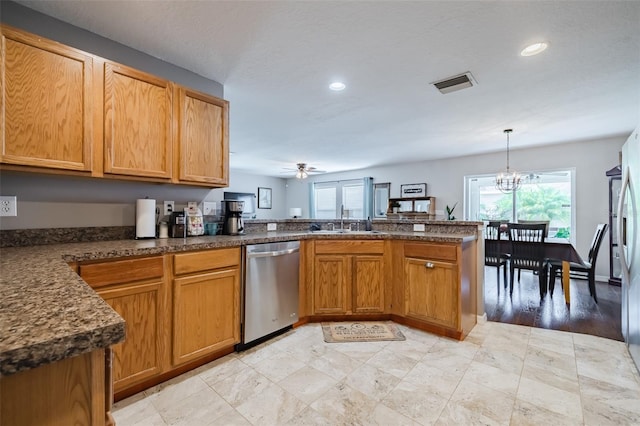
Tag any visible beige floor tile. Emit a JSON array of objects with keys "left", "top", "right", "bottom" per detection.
[
  {"left": 579, "top": 374, "right": 640, "bottom": 425},
  {"left": 516, "top": 376, "right": 583, "bottom": 422},
  {"left": 198, "top": 357, "right": 248, "bottom": 387},
  {"left": 427, "top": 337, "right": 482, "bottom": 360},
  {"left": 381, "top": 379, "right": 449, "bottom": 425},
  {"left": 209, "top": 410, "right": 252, "bottom": 426},
  {"left": 421, "top": 350, "right": 474, "bottom": 376},
  {"left": 281, "top": 406, "right": 334, "bottom": 426},
  {"left": 157, "top": 387, "right": 233, "bottom": 426},
  {"left": 112, "top": 396, "right": 167, "bottom": 426},
  {"left": 308, "top": 347, "right": 362, "bottom": 380},
  {"left": 440, "top": 377, "right": 515, "bottom": 425},
  {"left": 402, "top": 360, "right": 464, "bottom": 399},
  {"left": 474, "top": 345, "right": 525, "bottom": 375},
  {"left": 329, "top": 340, "right": 390, "bottom": 362},
  {"left": 367, "top": 403, "right": 419, "bottom": 425},
  {"left": 365, "top": 347, "right": 419, "bottom": 378},
  {"left": 343, "top": 363, "right": 401, "bottom": 401},
  {"left": 309, "top": 382, "right": 378, "bottom": 424},
  {"left": 510, "top": 399, "right": 583, "bottom": 426},
  {"left": 282, "top": 336, "right": 330, "bottom": 364},
  {"left": 144, "top": 374, "right": 210, "bottom": 410},
  {"left": 237, "top": 340, "right": 284, "bottom": 365},
  {"left": 462, "top": 360, "right": 521, "bottom": 397},
  {"left": 235, "top": 382, "right": 307, "bottom": 425},
  {"left": 520, "top": 359, "right": 580, "bottom": 394},
  {"left": 277, "top": 365, "right": 337, "bottom": 404},
  {"left": 385, "top": 338, "right": 435, "bottom": 361},
  {"left": 252, "top": 350, "right": 306, "bottom": 382},
  {"left": 528, "top": 327, "right": 575, "bottom": 357},
  {"left": 209, "top": 367, "right": 272, "bottom": 407}
]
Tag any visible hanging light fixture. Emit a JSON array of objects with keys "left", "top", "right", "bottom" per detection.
[
  {"left": 295, "top": 164, "right": 308, "bottom": 179},
  {"left": 495, "top": 129, "right": 521, "bottom": 193}
]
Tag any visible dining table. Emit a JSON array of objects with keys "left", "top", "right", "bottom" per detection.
[{"left": 488, "top": 237, "right": 585, "bottom": 304}]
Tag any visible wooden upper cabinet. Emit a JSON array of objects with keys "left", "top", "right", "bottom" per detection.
[
  {"left": 176, "top": 87, "right": 229, "bottom": 186},
  {"left": 1, "top": 26, "right": 93, "bottom": 172},
  {"left": 104, "top": 62, "right": 172, "bottom": 179}
]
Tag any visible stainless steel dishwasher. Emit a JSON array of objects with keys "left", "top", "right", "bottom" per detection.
[{"left": 241, "top": 240, "right": 300, "bottom": 349}]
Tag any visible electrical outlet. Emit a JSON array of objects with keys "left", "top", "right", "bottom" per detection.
[
  {"left": 267, "top": 223, "right": 277, "bottom": 231},
  {"left": 203, "top": 201, "right": 216, "bottom": 216},
  {"left": 413, "top": 223, "right": 425, "bottom": 232},
  {"left": 163, "top": 201, "right": 175, "bottom": 216},
  {"left": 0, "top": 196, "right": 17, "bottom": 217}
]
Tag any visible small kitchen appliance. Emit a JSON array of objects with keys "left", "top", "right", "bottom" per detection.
[
  {"left": 222, "top": 200, "right": 244, "bottom": 235},
  {"left": 169, "top": 211, "right": 186, "bottom": 238}
]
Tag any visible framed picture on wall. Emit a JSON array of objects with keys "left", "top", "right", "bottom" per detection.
[
  {"left": 400, "top": 183, "right": 427, "bottom": 198},
  {"left": 258, "top": 187, "right": 272, "bottom": 209}
]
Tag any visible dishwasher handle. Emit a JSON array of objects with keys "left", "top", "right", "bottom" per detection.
[{"left": 246, "top": 247, "right": 299, "bottom": 259}]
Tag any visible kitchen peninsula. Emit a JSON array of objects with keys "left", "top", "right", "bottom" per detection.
[{"left": 0, "top": 220, "right": 482, "bottom": 424}]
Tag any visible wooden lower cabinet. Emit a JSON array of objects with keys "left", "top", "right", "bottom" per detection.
[
  {"left": 311, "top": 240, "right": 386, "bottom": 316},
  {"left": 405, "top": 258, "right": 458, "bottom": 328},
  {"left": 173, "top": 269, "right": 240, "bottom": 365},
  {"left": 399, "top": 241, "right": 477, "bottom": 339},
  {"left": 79, "top": 256, "right": 168, "bottom": 393},
  {"left": 171, "top": 248, "right": 241, "bottom": 366},
  {"left": 0, "top": 349, "right": 108, "bottom": 426}
]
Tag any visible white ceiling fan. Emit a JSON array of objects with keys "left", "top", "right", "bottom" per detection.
[{"left": 281, "top": 163, "right": 327, "bottom": 179}]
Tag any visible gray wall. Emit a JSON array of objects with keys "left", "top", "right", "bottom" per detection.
[{"left": 285, "top": 135, "right": 626, "bottom": 280}]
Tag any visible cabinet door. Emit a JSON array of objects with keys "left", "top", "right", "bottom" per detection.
[
  {"left": 173, "top": 268, "right": 240, "bottom": 365},
  {"left": 353, "top": 255, "right": 385, "bottom": 313},
  {"left": 313, "top": 255, "right": 350, "bottom": 314},
  {"left": 97, "top": 281, "right": 165, "bottom": 392},
  {"left": 1, "top": 26, "right": 93, "bottom": 171},
  {"left": 176, "top": 87, "right": 229, "bottom": 186},
  {"left": 104, "top": 62, "right": 172, "bottom": 179},
  {"left": 405, "top": 258, "right": 458, "bottom": 328}
]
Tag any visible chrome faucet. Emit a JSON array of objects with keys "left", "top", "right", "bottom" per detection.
[
  {"left": 327, "top": 223, "right": 335, "bottom": 231},
  {"left": 340, "top": 204, "right": 345, "bottom": 231}
]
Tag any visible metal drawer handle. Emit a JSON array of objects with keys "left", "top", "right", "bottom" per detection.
[{"left": 425, "top": 262, "right": 434, "bottom": 268}]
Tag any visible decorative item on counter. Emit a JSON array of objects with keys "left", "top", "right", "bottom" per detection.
[
  {"left": 390, "top": 201, "right": 401, "bottom": 214},
  {"left": 364, "top": 217, "right": 373, "bottom": 231},
  {"left": 289, "top": 207, "right": 302, "bottom": 218},
  {"left": 446, "top": 203, "right": 458, "bottom": 221},
  {"left": 185, "top": 204, "right": 204, "bottom": 236},
  {"left": 204, "top": 222, "right": 219, "bottom": 235}
]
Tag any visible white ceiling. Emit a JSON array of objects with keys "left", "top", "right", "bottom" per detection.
[{"left": 15, "top": 1, "right": 640, "bottom": 177}]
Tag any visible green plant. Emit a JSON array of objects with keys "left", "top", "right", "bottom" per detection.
[
  {"left": 446, "top": 202, "right": 458, "bottom": 220},
  {"left": 391, "top": 201, "right": 401, "bottom": 208}
]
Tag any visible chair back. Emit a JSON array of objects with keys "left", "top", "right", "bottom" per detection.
[
  {"left": 517, "top": 220, "right": 550, "bottom": 237},
  {"left": 508, "top": 222, "right": 547, "bottom": 242},
  {"left": 587, "top": 223, "right": 608, "bottom": 264},
  {"left": 484, "top": 222, "right": 502, "bottom": 263},
  {"left": 507, "top": 222, "right": 547, "bottom": 271}
]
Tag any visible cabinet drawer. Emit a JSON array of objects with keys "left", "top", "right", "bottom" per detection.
[
  {"left": 173, "top": 248, "right": 240, "bottom": 275},
  {"left": 404, "top": 243, "right": 457, "bottom": 262},
  {"left": 315, "top": 240, "right": 384, "bottom": 255},
  {"left": 79, "top": 256, "right": 164, "bottom": 289}
]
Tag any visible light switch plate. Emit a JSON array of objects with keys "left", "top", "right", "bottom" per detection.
[
  {"left": 203, "top": 201, "right": 216, "bottom": 215},
  {"left": 0, "top": 196, "right": 17, "bottom": 217},
  {"left": 413, "top": 223, "right": 425, "bottom": 232},
  {"left": 267, "top": 223, "right": 277, "bottom": 231}
]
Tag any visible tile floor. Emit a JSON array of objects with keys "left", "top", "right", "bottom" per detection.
[{"left": 113, "top": 321, "right": 640, "bottom": 425}]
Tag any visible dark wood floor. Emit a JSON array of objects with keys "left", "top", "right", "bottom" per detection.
[{"left": 484, "top": 266, "right": 623, "bottom": 341}]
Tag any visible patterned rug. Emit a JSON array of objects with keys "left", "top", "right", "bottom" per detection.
[{"left": 321, "top": 321, "right": 406, "bottom": 343}]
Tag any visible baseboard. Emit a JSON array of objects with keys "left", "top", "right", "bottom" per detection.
[{"left": 477, "top": 313, "right": 488, "bottom": 324}]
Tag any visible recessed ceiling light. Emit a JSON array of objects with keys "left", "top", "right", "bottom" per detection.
[
  {"left": 329, "top": 82, "right": 346, "bottom": 91},
  {"left": 520, "top": 42, "right": 548, "bottom": 57}
]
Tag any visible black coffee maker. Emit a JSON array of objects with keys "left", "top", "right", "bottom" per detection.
[{"left": 221, "top": 200, "right": 244, "bottom": 235}]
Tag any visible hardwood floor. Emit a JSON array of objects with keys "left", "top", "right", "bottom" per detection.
[{"left": 484, "top": 266, "right": 623, "bottom": 341}]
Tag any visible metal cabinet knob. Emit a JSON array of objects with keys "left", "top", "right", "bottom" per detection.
[{"left": 425, "top": 262, "right": 434, "bottom": 268}]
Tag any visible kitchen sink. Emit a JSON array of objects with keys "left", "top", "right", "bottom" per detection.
[{"left": 309, "top": 230, "right": 387, "bottom": 235}]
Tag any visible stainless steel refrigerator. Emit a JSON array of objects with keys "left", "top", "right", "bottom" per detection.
[{"left": 619, "top": 126, "right": 640, "bottom": 372}]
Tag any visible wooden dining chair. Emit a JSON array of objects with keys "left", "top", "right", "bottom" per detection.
[
  {"left": 507, "top": 223, "right": 548, "bottom": 298},
  {"left": 485, "top": 221, "right": 509, "bottom": 288},
  {"left": 548, "top": 223, "right": 608, "bottom": 302}
]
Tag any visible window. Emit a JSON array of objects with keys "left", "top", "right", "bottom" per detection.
[
  {"left": 311, "top": 178, "right": 373, "bottom": 219},
  {"left": 464, "top": 169, "right": 575, "bottom": 241}
]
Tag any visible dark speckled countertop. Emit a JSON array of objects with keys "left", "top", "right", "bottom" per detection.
[{"left": 0, "top": 229, "right": 477, "bottom": 376}]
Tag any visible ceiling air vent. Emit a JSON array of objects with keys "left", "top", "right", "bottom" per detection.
[{"left": 432, "top": 72, "right": 476, "bottom": 94}]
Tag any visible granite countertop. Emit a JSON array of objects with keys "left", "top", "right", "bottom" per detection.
[{"left": 0, "top": 230, "right": 476, "bottom": 376}]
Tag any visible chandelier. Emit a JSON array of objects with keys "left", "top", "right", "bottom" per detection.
[{"left": 495, "top": 129, "right": 521, "bottom": 193}]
